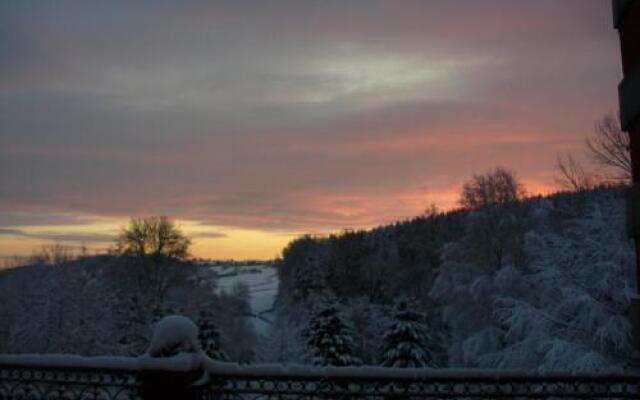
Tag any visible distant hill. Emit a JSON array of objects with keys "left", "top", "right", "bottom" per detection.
[{"left": 274, "top": 185, "right": 636, "bottom": 371}]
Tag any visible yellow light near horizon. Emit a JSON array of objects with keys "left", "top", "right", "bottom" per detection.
[
  {"left": 0, "top": 220, "right": 126, "bottom": 255},
  {"left": 189, "top": 228, "right": 295, "bottom": 260},
  {"left": 175, "top": 220, "right": 296, "bottom": 259},
  {"left": 0, "top": 217, "right": 296, "bottom": 261},
  {"left": 0, "top": 236, "right": 43, "bottom": 257}
]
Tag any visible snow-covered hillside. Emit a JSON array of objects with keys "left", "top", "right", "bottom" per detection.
[
  {"left": 275, "top": 186, "right": 637, "bottom": 371},
  {"left": 210, "top": 264, "right": 279, "bottom": 335},
  {"left": 0, "top": 258, "right": 262, "bottom": 361}
]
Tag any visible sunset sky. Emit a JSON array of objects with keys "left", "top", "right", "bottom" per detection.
[{"left": 0, "top": 0, "right": 623, "bottom": 260}]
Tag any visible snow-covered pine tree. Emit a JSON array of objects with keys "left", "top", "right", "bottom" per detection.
[
  {"left": 304, "top": 304, "right": 361, "bottom": 366},
  {"left": 198, "top": 311, "right": 227, "bottom": 361},
  {"left": 494, "top": 190, "right": 635, "bottom": 372},
  {"left": 380, "top": 301, "right": 435, "bottom": 368}
]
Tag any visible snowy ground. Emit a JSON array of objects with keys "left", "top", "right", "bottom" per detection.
[{"left": 209, "top": 264, "right": 278, "bottom": 336}]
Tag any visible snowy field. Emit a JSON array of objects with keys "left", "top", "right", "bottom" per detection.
[{"left": 210, "top": 264, "right": 278, "bottom": 335}]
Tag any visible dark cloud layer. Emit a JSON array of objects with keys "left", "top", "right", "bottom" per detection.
[
  {"left": 0, "top": 228, "right": 115, "bottom": 243},
  {"left": 0, "top": 1, "right": 622, "bottom": 241}
]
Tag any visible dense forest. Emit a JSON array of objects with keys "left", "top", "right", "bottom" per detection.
[
  {"left": 0, "top": 255, "right": 258, "bottom": 363},
  {"left": 273, "top": 185, "right": 636, "bottom": 371}
]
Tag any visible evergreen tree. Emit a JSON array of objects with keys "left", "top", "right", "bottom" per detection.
[
  {"left": 380, "top": 301, "right": 435, "bottom": 368},
  {"left": 304, "top": 305, "right": 361, "bottom": 366},
  {"left": 198, "top": 311, "right": 227, "bottom": 361}
]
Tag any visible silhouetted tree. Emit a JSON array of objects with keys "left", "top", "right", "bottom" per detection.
[
  {"left": 115, "top": 216, "right": 191, "bottom": 260},
  {"left": 29, "top": 243, "right": 75, "bottom": 266},
  {"left": 114, "top": 216, "right": 192, "bottom": 311},
  {"left": 586, "top": 113, "right": 631, "bottom": 182},
  {"left": 460, "top": 167, "right": 525, "bottom": 209},
  {"left": 555, "top": 153, "right": 598, "bottom": 191}
]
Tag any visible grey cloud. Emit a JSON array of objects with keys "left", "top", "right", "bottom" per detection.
[
  {"left": 0, "top": 228, "right": 115, "bottom": 243},
  {"left": 190, "top": 231, "right": 227, "bottom": 239},
  {"left": 0, "top": 212, "right": 101, "bottom": 227},
  {"left": 0, "top": 0, "right": 620, "bottom": 235},
  {"left": 0, "top": 229, "right": 22, "bottom": 236}
]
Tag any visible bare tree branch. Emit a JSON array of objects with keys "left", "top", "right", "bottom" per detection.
[
  {"left": 554, "top": 153, "right": 597, "bottom": 191},
  {"left": 585, "top": 113, "right": 631, "bottom": 182}
]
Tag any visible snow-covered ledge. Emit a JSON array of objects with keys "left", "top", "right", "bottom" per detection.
[
  {"left": 0, "top": 315, "right": 206, "bottom": 375},
  {"left": 3, "top": 353, "right": 635, "bottom": 379},
  {"left": 0, "top": 352, "right": 201, "bottom": 373},
  {"left": 2, "top": 314, "right": 640, "bottom": 379}
]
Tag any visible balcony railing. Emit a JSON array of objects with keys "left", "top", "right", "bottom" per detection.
[{"left": 2, "top": 354, "right": 640, "bottom": 400}]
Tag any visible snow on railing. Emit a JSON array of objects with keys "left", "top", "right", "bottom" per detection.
[
  {"left": 1, "top": 315, "right": 639, "bottom": 399},
  {"left": 0, "top": 352, "right": 202, "bottom": 372},
  {"left": 202, "top": 360, "right": 640, "bottom": 399},
  {"left": 3, "top": 353, "right": 640, "bottom": 399}
]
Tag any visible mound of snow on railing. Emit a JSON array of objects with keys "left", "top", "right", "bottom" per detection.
[{"left": 146, "top": 315, "right": 203, "bottom": 358}]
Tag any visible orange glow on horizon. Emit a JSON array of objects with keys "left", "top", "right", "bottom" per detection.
[{"left": 0, "top": 178, "right": 559, "bottom": 261}]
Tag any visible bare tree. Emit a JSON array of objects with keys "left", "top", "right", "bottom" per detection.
[
  {"left": 114, "top": 216, "right": 192, "bottom": 311},
  {"left": 459, "top": 167, "right": 526, "bottom": 209},
  {"left": 586, "top": 113, "right": 631, "bottom": 182},
  {"left": 0, "top": 255, "right": 30, "bottom": 270},
  {"left": 115, "top": 216, "right": 190, "bottom": 260},
  {"left": 554, "top": 153, "right": 599, "bottom": 191},
  {"left": 29, "top": 243, "right": 75, "bottom": 266}
]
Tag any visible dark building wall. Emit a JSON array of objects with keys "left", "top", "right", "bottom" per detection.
[
  {"left": 613, "top": 0, "right": 640, "bottom": 352},
  {"left": 615, "top": 0, "right": 640, "bottom": 132}
]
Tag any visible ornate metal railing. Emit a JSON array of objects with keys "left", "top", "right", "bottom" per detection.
[
  {"left": 2, "top": 355, "right": 640, "bottom": 400},
  {"left": 203, "top": 363, "right": 640, "bottom": 399},
  {"left": 0, "top": 362, "right": 141, "bottom": 400},
  {"left": 205, "top": 374, "right": 640, "bottom": 399}
]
